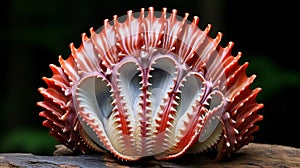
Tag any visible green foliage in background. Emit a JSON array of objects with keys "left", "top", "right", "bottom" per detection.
[
  {"left": 246, "top": 56, "right": 300, "bottom": 101},
  {"left": 0, "top": 129, "right": 58, "bottom": 155}
]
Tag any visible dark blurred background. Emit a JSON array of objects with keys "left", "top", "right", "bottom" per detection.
[{"left": 1, "top": 0, "right": 299, "bottom": 155}]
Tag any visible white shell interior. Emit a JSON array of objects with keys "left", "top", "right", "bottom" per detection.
[{"left": 74, "top": 52, "right": 225, "bottom": 158}]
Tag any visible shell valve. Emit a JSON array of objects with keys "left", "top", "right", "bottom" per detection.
[{"left": 37, "top": 7, "right": 263, "bottom": 161}]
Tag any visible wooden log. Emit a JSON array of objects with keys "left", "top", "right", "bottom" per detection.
[{"left": 0, "top": 143, "right": 299, "bottom": 167}]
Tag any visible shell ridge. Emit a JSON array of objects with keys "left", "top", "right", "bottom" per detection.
[
  {"left": 190, "top": 27, "right": 213, "bottom": 71},
  {"left": 226, "top": 63, "right": 253, "bottom": 100},
  {"left": 187, "top": 89, "right": 226, "bottom": 154},
  {"left": 156, "top": 72, "right": 206, "bottom": 159},
  {"left": 146, "top": 55, "right": 179, "bottom": 155},
  {"left": 162, "top": 9, "right": 186, "bottom": 52},
  {"left": 47, "top": 64, "right": 71, "bottom": 94},
  {"left": 114, "top": 11, "right": 143, "bottom": 57},
  {"left": 91, "top": 20, "right": 118, "bottom": 68},
  {"left": 175, "top": 16, "right": 205, "bottom": 63},
  {"left": 142, "top": 7, "right": 166, "bottom": 51},
  {"left": 110, "top": 57, "right": 144, "bottom": 157},
  {"left": 58, "top": 55, "right": 80, "bottom": 82},
  {"left": 196, "top": 90, "right": 225, "bottom": 144},
  {"left": 74, "top": 74, "right": 140, "bottom": 160},
  {"left": 72, "top": 33, "right": 99, "bottom": 73}
]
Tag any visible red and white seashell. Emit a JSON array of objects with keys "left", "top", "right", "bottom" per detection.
[{"left": 37, "top": 7, "right": 264, "bottom": 161}]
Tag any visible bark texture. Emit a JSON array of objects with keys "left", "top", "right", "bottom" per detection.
[{"left": 0, "top": 143, "right": 299, "bottom": 168}]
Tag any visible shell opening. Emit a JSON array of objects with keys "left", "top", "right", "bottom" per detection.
[
  {"left": 149, "top": 56, "right": 177, "bottom": 117},
  {"left": 74, "top": 74, "right": 113, "bottom": 150},
  {"left": 198, "top": 90, "right": 225, "bottom": 143}
]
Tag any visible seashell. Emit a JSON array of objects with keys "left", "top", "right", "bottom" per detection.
[{"left": 37, "top": 7, "right": 264, "bottom": 161}]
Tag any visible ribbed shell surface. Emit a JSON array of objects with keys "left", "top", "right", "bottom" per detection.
[{"left": 37, "top": 7, "right": 263, "bottom": 161}]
